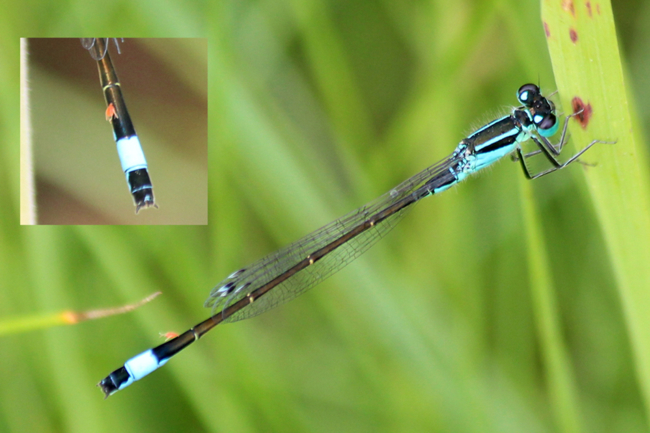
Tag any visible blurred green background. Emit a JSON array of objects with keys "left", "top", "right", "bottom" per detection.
[{"left": 2, "top": 0, "right": 650, "bottom": 432}]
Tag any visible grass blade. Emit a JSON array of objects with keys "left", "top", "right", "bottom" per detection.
[{"left": 542, "top": 0, "right": 650, "bottom": 418}]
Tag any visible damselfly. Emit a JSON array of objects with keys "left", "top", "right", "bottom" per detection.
[
  {"left": 81, "top": 38, "right": 157, "bottom": 213},
  {"left": 98, "top": 84, "right": 612, "bottom": 397}
]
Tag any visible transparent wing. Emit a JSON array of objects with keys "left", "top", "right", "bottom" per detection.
[
  {"left": 206, "top": 152, "right": 457, "bottom": 323},
  {"left": 80, "top": 38, "right": 123, "bottom": 61},
  {"left": 80, "top": 38, "right": 97, "bottom": 51}
]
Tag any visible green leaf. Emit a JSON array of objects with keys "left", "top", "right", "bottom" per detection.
[{"left": 542, "top": 0, "right": 650, "bottom": 419}]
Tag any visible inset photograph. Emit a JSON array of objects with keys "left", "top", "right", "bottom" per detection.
[{"left": 23, "top": 38, "right": 207, "bottom": 224}]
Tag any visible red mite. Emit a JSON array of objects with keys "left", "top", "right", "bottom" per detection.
[
  {"left": 160, "top": 332, "right": 180, "bottom": 341},
  {"left": 105, "top": 102, "right": 119, "bottom": 121}
]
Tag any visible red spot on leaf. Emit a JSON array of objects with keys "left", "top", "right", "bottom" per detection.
[
  {"left": 562, "top": 0, "right": 575, "bottom": 16},
  {"left": 571, "top": 97, "right": 592, "bottom": 129},
  {"left": 544, "top": 22, "right": 550, "bottom": 38},
  {"left": 569, "top": 28, "right": 578, "bottom": 43},
  {"left": 586, "top": 1, "right": 592, "bottom": 17}
]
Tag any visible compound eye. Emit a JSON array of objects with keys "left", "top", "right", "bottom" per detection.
[
  {"left": 536, "top": 113, "right": 559, "bottom": 137},
  {"left": 517, "top": 84, "right": 540, "bottom": 106}
]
